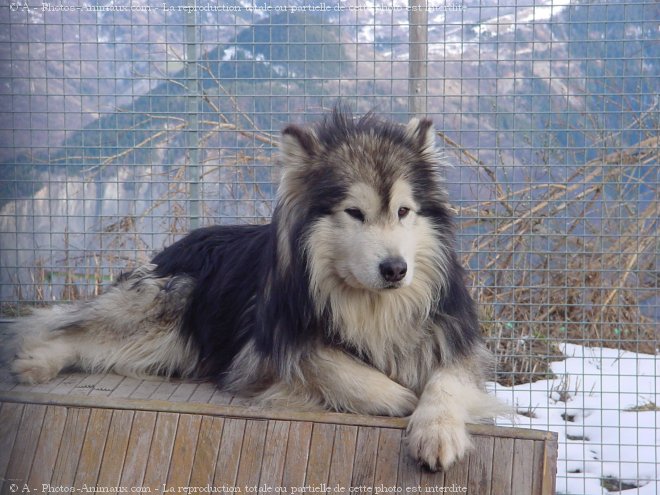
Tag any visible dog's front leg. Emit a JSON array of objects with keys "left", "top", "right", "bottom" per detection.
[
  {"left": 304, "top": 347, "right": 418, "bottom": 416},
  {"left": 406, "top": 365, "right": 497, "bottom": 471}
]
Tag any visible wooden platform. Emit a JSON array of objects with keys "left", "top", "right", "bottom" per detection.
[{"left": 0, "top": 373, "right": 557, "bottom": 495}]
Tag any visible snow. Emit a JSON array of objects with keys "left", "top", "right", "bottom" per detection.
[
  {"left": 518, "top": 0, "right": 573, "bottom": 25},
  {"left": 493, "top": 343, "right": 660, "bottom": 494}
]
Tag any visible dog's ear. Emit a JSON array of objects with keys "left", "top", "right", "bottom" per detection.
[
  {"left": 405, "top": 117, "right": 436, "bottom": 154},
  {"left": 280, "top": 124, "right": 319, "bottom": 167}
]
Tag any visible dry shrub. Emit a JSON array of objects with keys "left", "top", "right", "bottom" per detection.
[
  {"left": 447, "top": 134, "right": 660, "bottom": 385},
  {"left": 482, "top": 309, "right": 564, "bottom": 387}
]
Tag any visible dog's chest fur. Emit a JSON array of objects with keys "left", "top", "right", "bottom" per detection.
[{"left": 329, "top": 305, "right": 441, "bottom": 395}]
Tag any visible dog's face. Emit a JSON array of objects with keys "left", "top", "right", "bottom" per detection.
[
  {"left": 276, "top": 110, "right": 450, "bottom": 297},
  {"left": 327, "top": 179, "right": 420, "bottom": 290}
]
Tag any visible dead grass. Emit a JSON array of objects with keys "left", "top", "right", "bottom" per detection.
[
  {"left": 600, "top": 476, "right": 642, "bottom": 492},
  {"left": 448, "top": 134, "right": 660, "bottom": 385},
  {"left": 482, "top": 314, "right": 564, "bottom": 387},
  {"left": 625, "top": 402, "right": 659, "bottom": 412}
]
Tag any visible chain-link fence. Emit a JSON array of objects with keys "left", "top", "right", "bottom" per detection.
[{"left": 1, "top": 0, "right": 658, "bottom": 493}]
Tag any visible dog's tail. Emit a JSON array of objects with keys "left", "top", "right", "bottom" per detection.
[{"left": 5, "top": 264, "right": 200, "bottom": 384}]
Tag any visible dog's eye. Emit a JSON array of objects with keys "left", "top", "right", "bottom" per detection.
[
  {"left": 398, "top": 207, "right": 411, "bottom": 219},
  {"left": 345, "top": 208, "right": 365, "bottom": 222}
]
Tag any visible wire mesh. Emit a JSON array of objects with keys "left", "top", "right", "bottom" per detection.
[{"left": 0, "top": 0, "right": 658, "bottom": 493}]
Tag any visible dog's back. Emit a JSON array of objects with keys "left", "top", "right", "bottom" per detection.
[{"left": 8, "top": 224, "right": 273, "bottom": 383}]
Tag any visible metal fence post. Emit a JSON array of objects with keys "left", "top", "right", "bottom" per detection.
[
  {"left": 408, "top": 0, "right": 428, "bottom": 117},
  {"left": 185, "top": 0, "right": 200, "bottom": 229}
]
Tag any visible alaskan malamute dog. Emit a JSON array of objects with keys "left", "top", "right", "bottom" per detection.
[{"left": 9, "top": 109, "right": 503, "bottom": 470}]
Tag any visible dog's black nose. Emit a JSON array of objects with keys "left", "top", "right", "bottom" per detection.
[{"left": 379, "top": 257, "right": 407, "bottom": 283}]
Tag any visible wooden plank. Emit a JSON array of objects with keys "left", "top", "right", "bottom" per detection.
[
  {"left": 96, "top": 410, "right": 135, "bottom": 487},
  {"left": 373, "top": 428, "right": 402, "bottom": 488},
  {"left": 27, "top": 405, "right": 69, "bottom": 486},
  {"left": 305, "top": 423, "right": 336, "bottom": 487},
  {"left": 235, "top": 419, "right": 269, "bottom": 490},
  {"left": 0, "top": 378, "right": 14, "bottom": 392},
  {"left": 14, "top": 374, "right": 67, "bottom": 394},
  {"left": 149, "top": 381, "right": 183, "bottom": 401},
  {"left": 188, "top": 382, "right": 217, "bottom": 403},
  {"left": 419, "top": 468, "right": 446, "bottom": 495},
  {"left": 0, "top": 390, "right": 556, "bottom": 441},
  {"left": 530, "top": 440, "right": 545, "bottom": 495},
  {"left": 490, "top": 437, "right": 514, "bottom": 495},
  {"left": 50, "top": 373, "right": 90, "bottom": 395},
  {"left": 511, "top": 438, "right": 534, "bottom": 494},
  {"left": 118, "top": 411, "right": 158, "bottom": 488},
  {"left": 189, "top": 416, "right": 224, "bottom": 486},
  {"left": 213, "top": 418, "right": 247, "bottom": 487},
  {"left": 259, "top": 421, "right": 290, "bottom": 490},
  {"left": 351, "top": 427, "right": 380, "bottom": 489},
  {"left": 281, "top": 421, "right": 313, "bottom": 492},
  {"left": 128, "top": 379, "right": 165, "bottom": 400},
  {"left": 0, "top": 396, "right": 558, "bottom": 495},
  {"left": 467, "top": 434, "right": 494, "bottom": 495},
  {"left": 72, "top": 374, "right": 109, "bottom": 396},
  {"left": 208, "top": 388, "right": 234, "bottom": 406},
  {"left": 397, "top": 437, "right": 422, "bottom": 491},
  {"left": 89, "top": 374, "right": 125, "bottom": 397},
  {"left": 11, "top": 381, "right": 48, "bottom": 394},
  {"left": 167, "top": 414, "right": 203, "bottom": 489},
  {"left": 327, "top": 425, "right": 358, "bottom": 489},
  {"left": 0, "top": 366, "right": 15, "bottom": 392},
  {"left": 51, "top": 408, "right": 92, "bottom": 486},
  {"left": 169, "top": 382, "right": 201, "bottom": 403},
  {"left": 0, "top": 403, "right": 25, "bottom": 487},
  {"left": 541, "top": 435, "right": 558, "bottom": 495},
  {"left": 142, "top": 412, "right": 180, "bottom": 490},
  {"left": 108, "top": 377, "right": 142, "bottom": 399},
  {"left": 4, "top": 404, "right": 47, "bottom": 486},
  {"left": 229, "top": 394, "right": 254, "bottom": 407},
  {"left": 74, "top": 408, "right": 113, "bottom": 486},
  {"left": 441, "top": 452, "right": 469, "bottom": 493}
]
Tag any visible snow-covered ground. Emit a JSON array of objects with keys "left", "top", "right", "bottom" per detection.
[{"left": 493, "top": 343, "right": 660, "bottom": 494}]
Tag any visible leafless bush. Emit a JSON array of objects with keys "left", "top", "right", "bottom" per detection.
[{"left": 442, "top": 133, "right": 659, "bottom": 384}]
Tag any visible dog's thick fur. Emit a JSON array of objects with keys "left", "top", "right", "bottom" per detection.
[{"left": 7, "top": 109, "right": 505, "bottom": 470}]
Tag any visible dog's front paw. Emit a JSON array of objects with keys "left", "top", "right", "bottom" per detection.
[
  {"left": 11, "top": 350, "right": 60, "bottom": 384},
  {"left": 406, "top": 407, "right": 471, "bottom": 471},
  {"left": 10, "top": 335, "right": 71, "bottom": 385}
]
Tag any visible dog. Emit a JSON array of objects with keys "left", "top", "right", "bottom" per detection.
[{"left": 7, "top": 108, "right": 504, "bottom": 471}]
